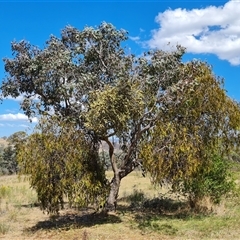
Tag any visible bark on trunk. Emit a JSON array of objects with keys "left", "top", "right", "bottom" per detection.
[
  {"left": 105, "top": 163, "right": 137, "bottom": 212},
  {"left": 105, "top": 172, "right": 121, "bottom": 212},
  {"left": 101, "top": 136, "right": 137, "bottom": 212}
]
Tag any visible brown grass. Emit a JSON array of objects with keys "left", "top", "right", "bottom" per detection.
[{"left": 0, "top": 171, "right": 240, "bottom": 240}]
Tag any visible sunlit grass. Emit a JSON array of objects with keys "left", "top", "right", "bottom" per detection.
[{"left": 0, "top": 170, "right": 239, "bottom": 239}]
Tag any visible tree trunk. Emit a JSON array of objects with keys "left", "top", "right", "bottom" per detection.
[
  {"left": 102, "top": 137, "right": 137, "bottom": 212},
  {"left": 105, "top": 172, "right": 121, "bottom": 211},
  {"left": 105, "top": 162, "right": 137, "bottom": 212}
]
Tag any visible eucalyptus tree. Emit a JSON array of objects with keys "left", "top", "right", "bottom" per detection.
[
  {"left": 1, "top": 23, "right": 240, "bottom": 212},
  {"left": 140, "top": 62, "right": 240, "bottom": 206}
]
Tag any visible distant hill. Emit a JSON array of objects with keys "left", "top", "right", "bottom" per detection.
[
  {"left": 0, "top": 137, "right": 121, "bottom": 153},
  {"left": 0, "top": 138, "right": 9, "bottom": 149},
  {"left": 99, "top": 141, "right": 121, "bottom": 153}
]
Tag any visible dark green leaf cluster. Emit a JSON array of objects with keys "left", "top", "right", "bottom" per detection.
[
  {"left": 0, "top": 145, "right": 18, "bottom": 175},
  {"left": 182, "top": 155, "right": 235, "bottom": 207}
]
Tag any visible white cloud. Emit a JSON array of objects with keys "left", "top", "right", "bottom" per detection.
[
  {"left": 5, "top": 96, "right": 25, "bottom": 101},
  {"left": 4, "top": 94, "right": 40, "bottom": 102},
  {"left": 148, "top": 0, "right": 240, "bottom": 65},
  {"left": 0, "top": 113, "right": 38, "bottom": 123},
  {"left": 19, "top": 124, "right": 30, "bottom": 128},
  {"left": 129, "top": 36, "right": 140, "bottom": 41}
]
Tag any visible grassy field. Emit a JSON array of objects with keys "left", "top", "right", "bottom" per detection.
[{"left": 0, "top": 171, "right": 240, "bottom": 240}]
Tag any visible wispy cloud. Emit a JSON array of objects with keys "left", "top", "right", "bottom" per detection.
[
  {"left": 3, "top": 94, "right": 40, "bottom": 102},
  {"left": 129, "top": 36, "right": 140, "bottom": 41},
  {"left": 0, "top": 113, "right": 38, "bottom": 123},
  {"left": 19, "top": 124, "right": 31, "bottom": 128},
  {"left": 0, "top": 123, "right": 15, "bottom": 128},
  {"left": 4, "top": 96, "right": 25, "bottom": 101},
  {"left": 148, "top": 0, "right": 240, "bottom": 65}
]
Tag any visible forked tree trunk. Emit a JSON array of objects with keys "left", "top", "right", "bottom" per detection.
[
  {"left": 105, "top": 165, "right": 136, "bottom": 211},
  {"left": 102, "top": 137, "right": 137, "bottom": 212}
]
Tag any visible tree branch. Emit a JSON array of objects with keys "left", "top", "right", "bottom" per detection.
[{"left": 101, "top": 136, "right": 119, "bottom": 174}]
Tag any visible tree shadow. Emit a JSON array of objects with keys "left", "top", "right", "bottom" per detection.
[
  {"left": 27, "top": 208, "right": 122, "bottom": 233},
  {"left": 117, "top": 194, "right": 214, "bottom": 235},
  {"left": 117, "top": 195, "right": 213, "bottom": 235},
  {"left": 142, "top": 197, "right": 190, "bottom": 217},
  {"left": 118, "top": 196, "right": 190, "bottom": 217},
  {"left": 120, "top": 193, "right": 212, "bottom": 218},
  {"left": 16, "top": 202, "right": 40, "bottom": 208},
  {"left": 25, "top": 193, "right": 210, "bottom": 235}
]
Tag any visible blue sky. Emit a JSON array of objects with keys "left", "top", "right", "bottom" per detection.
[{"left": 0, "top": 0, "right": 240, "bottom": 137}]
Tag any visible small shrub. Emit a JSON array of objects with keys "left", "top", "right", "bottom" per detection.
[
  {"left": 0, "top": 185, "right": 11, "bottom": 199},
  {"left": 0, "top": 222, "right": 10, "bottom": 235},
  {"left": 182, "top": 155, "right": 235, "bottom": 209}
]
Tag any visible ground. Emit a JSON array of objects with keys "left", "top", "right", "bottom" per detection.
[{"left": 0, "top": 171, "right": 240, "bottom": 240}]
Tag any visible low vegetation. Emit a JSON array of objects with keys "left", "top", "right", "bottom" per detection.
[{"left": 0, "top": 171, "right": 239, "bottom": 240}]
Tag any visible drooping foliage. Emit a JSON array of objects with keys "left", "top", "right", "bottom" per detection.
[
  {"left": 140, "top": 62, "right": 240, "bottom": 203},
  {"left": 17, "top": 117, "right": 108, "bottom": 213}
]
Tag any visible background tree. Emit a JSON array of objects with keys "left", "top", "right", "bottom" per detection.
[
  {"left": 7, "top": 131, "right": 27, "bottom": 145},
  {"left": 1, "top": 23, "right": 240, "bottom": 212},
  {"left": 0, "top": 132, "right": 27, "bottom": 175},
  {"left": 0, "top": 145, "right": 17, "bottom": 174}
]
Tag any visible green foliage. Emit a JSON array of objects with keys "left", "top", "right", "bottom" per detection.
[
  {"left": 140, "top": 63, "right": 240, "bottom": 205},
  {"left": 0, "top": 146, "right": 18, "bottom": 175},
  {"left": 0, "top": 132, "right": 28, "bottom": 175},
  {"left": 0, "top": 185, "right": 11, "bottom": 199},
  {"left": 99, "top": 150, "right": 111, "bottom": 170},
  {"left": 126, "top": 189, "right": 146, "bottom": 208},
  {"left": 7, "top": 131, "right": 27, "bottom": 145},
  {"left": 85, "top": 81, "right": 144, "bottom": 137},
  {"left": 17, "top": 117, "right": 109, "bottom": 213},
  {"left": 182, "top": 155, "right": 235, "bottom": 207}
]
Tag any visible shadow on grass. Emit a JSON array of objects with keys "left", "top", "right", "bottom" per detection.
[
  {"left": 118, "top": 197, "right": 190, "bottom": 218},
  {"left": 27, "top": 210, "right": 122, "bottom": 233},
  {"left": 117, "top": 192, "right": 213, "bottom": 235},
  {"left": 26, "top": 191, "right": 209, "bottom": 235},
  {"left": 16, "top": 202, "right": 40, "bottom": 208},
  {"left": 118, "top": 189, "right": 191, "bottom": 218}
]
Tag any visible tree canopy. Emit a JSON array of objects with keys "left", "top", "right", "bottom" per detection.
[
  {"left": 1, "top": 22, "right": 240, "bottom": 212},
  {"left": 141, "top": 62, "right": 240, "bottom": 182}
]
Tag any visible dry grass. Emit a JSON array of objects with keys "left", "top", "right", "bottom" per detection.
[{"left": 0, "top": 171, "right": 240, "bottom": 240}]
